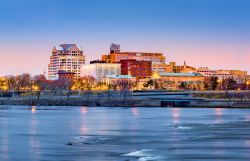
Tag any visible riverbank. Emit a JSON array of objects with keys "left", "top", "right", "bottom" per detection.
[{"left": 0, "top": 93, "right": 250, "bottom": 108}]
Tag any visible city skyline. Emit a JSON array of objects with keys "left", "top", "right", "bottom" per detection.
[{"left": 0, "top": 0, "right": 250, "bottom": 75}]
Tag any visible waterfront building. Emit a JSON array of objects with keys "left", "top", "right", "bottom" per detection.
[
  {"left": 197, "top": 67, "right": 218, "bottom": 77},
  {"left": 120, "top": 59, "right": 152, "bottom": 79},
  {"left": 216, "top": 70, "right": 233, "bottom": 80},
  {"left": 159, "top": 72, "right": 204, "bottom": 90},
  {"left": 228, "top": 70, "right": 248, "bottom": 83},
  {"left": 175, "top": 61, "right": 197, "bottom": 73},
  {"left": 81, "top": 63, "right": 121, "bottom": 82},
  {"left": 101, "top": 44, "right": 166, "bottom": 72},
  {"left": 102, "top": 74, "right": 136, "bottom": 84},
  {"left": 102, "top": 74, "right": 136, "bottom": 85},
  {"left": 165, "top": 61, "right": 196, "bottom": 73},
  {"left": 48, "top": 44, "right": 85, "bottom": 80},
  {"left": 161, "top": 61, "right": 197, "bottom": 73},
  {"left": 165, "top": 62, "right": 177, "bottom": 73},
  {"left": 229, "top": 70, "right": 247, "bottom": 76},
  {"left": 198, "top": 67, "right": 236, "bottom": 80}
]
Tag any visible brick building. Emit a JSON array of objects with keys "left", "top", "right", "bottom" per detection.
[{"left": 120, "top": 59, "right": 152, "bottom": 79}]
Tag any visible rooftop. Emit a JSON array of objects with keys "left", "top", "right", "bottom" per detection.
[
  {"left": 54, "top": 44, "right": 82, "bottom": 51},
  {"left": 112, "top": 52, "right": 163, "bottom": 55},
  {"left": 104, "top": 75, "right": 134, "bottom": 79},
  {"left": 159, "top": 72, "right": 203, "bottom": 77}
]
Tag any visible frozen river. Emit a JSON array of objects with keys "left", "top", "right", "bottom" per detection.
[{"left": 1, "top": 106, "right": 250, "bottom": 161}]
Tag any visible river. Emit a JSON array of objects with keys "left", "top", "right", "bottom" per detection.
[{"left": 1, "top": 106, "right": 250, "bottom": 161}]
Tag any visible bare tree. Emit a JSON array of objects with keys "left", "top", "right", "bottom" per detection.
[
  {"left": 33, "top": 74, "right": 47, "bottom": 100},
  {"left": 112, "top": 79, "right": 135, "bottom": 104},
  {"left": 80, "top": 76, "right": 96, "bottom": 104}
]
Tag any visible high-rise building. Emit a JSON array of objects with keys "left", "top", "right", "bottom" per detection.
[{"left": 48, "top": 44, "right": 85, "bottom": 80}]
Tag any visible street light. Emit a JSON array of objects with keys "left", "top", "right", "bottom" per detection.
[
  {"left": 245, "top": 81, "right": 249, "bottom": 100},
  {"left": 217, "top": 79, "right": 222, "bottom": 90}
]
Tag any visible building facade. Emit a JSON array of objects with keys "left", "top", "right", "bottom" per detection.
[
  {"left": 228, "top": 70, "right": 248, "bottom": 83},
  {"left": 102, "top": 74, "right": 136, "bottom": 86},
  {"left": 120, "top": 59, "right": 152, "bottom": 79},
  {"left": 48, "top": 44, "right": 85, "bottom": 80},
  {"left": 197, "top": 67, "right": 218, "bottom": 78},
  {"left": 152, "top": 63, "right": 169, "bottom": 73},
  {"left": 81, "top": 63, "right": 121, "bottom": 82},
  {"left": 197, "top": 67, "right": 237, "bottom": 80},
  {"left": 58, "top": 70, "right": 75, "bottom": 81},
  {"left": 165, "top": 61, "right": 196, "bottom": 73},
  {"left": 159, "top": 72, "right": 204, "bottom": 90}
]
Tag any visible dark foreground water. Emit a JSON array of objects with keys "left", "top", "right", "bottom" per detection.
[{"left": 1, "top": 106, "right": 250, "bottom": 161}]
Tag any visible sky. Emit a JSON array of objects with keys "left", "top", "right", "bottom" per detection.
[{"left": 0, "top": 0, "right": 249, "bottom": 75}]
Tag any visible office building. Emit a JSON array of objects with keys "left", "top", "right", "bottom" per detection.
[
  {"left": 48, "top": 44, "right": 85, "bottom": 80},
  {"left": 81, "top": 63, "right": 121, "bottom": 82},
  {"left": 102, "top": 44, "right": 166, "bottom": 66},
  {"left": 120, "top": 59, "right": 152, "bottom": 79}
]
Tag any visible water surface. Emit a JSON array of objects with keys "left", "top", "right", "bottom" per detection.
[{"left": 1, "top": 106, "right": 250, "bottom": 161}]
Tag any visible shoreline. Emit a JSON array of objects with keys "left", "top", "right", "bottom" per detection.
[{"left": 1, "top": 96, "right": 250, "bottom": 108}]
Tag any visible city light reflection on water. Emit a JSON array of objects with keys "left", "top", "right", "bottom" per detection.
[
  {"left": 31, "top": 106, "right": 36, "bottom": 113},
  {"left": 131, "top": 107, "right": 139, "bottom": 117},
  {"left": 214, "top": 108, "right": 223, "bottom": 124},
  {"left": 1, "top": 117, "right": 9, "bottom": 161},
  {"left": 80, "top": 106, "right": 88, "bottom": 115},
  {"left": 29, "top": 110, "right": 41, "bottom": 161},
  {"left": 80, "top": 107, "right": 89, "bottom": 135},
  {"left": 171, "top": 108, "right": 180, "bottom": 124}
]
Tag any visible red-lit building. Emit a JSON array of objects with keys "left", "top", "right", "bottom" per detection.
[{"left": 120, "top": 59, "right": 152, "bottom": 79}]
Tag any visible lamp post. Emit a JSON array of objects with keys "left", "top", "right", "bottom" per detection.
[
  {"left": 31, "top": 80, "right": 35, "bottom": 104},
  {"left": 245, "top": 81, "right": 249, "bottom": 100},
  {"left": 127, "top": 61, "right": 131, "bottom": 94},
  {"left": 217, "top": 79, "right": 223, "bottom": 91}
]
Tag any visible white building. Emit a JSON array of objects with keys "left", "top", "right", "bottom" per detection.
[
  {"left": 48, "top": 44, "right": 85, "bottom": 80},
  {"left": 216, "top": 70, "right": 233, "bottom": 80},
  {"left": 81, "top": 63, "right": 121, "bottom": 82},
  {"left": 198, "top": 67, "right": 233, "bottom": 80},
  {"left": 197, "top": 67, "right": 217, "bottom": 78},
  {"left": 102, "top": 74, "right": 136, "bottom": 85}
]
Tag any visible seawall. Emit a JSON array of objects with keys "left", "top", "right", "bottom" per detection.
[{"left": 0, "top": 96, "right": 250, "bottom": 108}]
